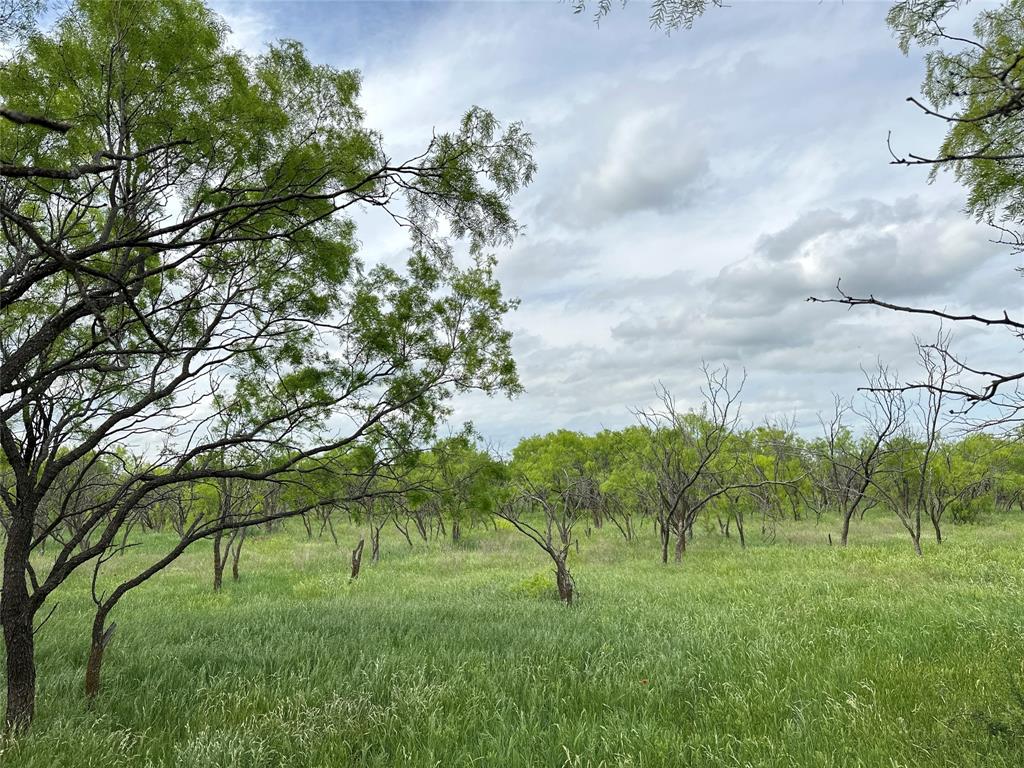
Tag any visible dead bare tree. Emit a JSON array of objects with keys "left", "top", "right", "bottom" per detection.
[
  {"left": 814, "top": 366, "right": 907, "bottom": 546},
  {"left": 867, "top": 335, "right": 958, "bottom": 555},
  {"left": 634, "top": 367, "right": 772, "bottom": 564}
]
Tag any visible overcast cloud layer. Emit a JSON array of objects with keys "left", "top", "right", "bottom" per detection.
[{"left": 213, "top": 0, "right": 1021, "bottom": 447}]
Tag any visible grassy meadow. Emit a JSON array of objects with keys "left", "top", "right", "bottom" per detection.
[{"left": 2, "top": 516, "right": 1023, "bottom": 767}]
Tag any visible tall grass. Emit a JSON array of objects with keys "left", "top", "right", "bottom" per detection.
[{"left": 2, "top": 515, "right": 1023, "bottom": 767}]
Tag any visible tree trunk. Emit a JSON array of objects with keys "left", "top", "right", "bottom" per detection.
[
  {"left": 3, "top": 612, "right": 35, "bottom": 731},
  {"left": 212, "top": 530, "right": 225, "bottom": 591},
  {"left": 840, "top": 509, "right": 853, "bottom": 547},
  {"left": 452, "top": 518, "right": 461, "bottom": 543},
  {"left": 394, "top": 519, "right": 413, "bottom": 548},
  {"left": 350, "top": 538, "right": 365, "bottom": 580},
  {"left": 931, "top": 515, "right": 942, "bottom": 545},
  {"left": 231, "top": 528, "right": 246, "bottom": 580},
  {"left": 84, "top": 610, "right": 117, "bottom": 701},
  {"left": 554, "top": 556, "right": 574, "bottom": 605},
  {"left": 674, "top": 516, "right": 686, "bottom": 563},
  {"left": 2, "top": 513, "right": 37, "bottom": 731},
  {"left": 659, "top": 520, "right": 670, "bottom": 564},
  {"left": 370, "top": 526, "right": 381, "bottom": 562}
]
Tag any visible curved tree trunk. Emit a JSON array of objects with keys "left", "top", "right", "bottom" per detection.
[
  {"left": 370, "top": 525, "right": 381, "bottom": 562},
  {"left": 350, "top": 538, "right": 365, "bottom": 580},
  {"left": 84, "top": 609, "right": 117, "bottom": 701}
]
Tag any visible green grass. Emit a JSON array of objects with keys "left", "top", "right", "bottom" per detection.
[{"left": 3, "top": 515, "right": 1024, "bottom": 767}]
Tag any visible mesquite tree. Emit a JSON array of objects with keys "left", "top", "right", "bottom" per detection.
[
  {"left": 0, "top": 0, "right": 533, "bottom": 730},
  {"left": 208, "top": 477, "right": 258, "bottom": 591},
  {"left": 924, "top": 442, "right": 991, "bottom": 544},
  {"left": 497, "top": 474, "right": 590, "bottom": 605},
  {"left": 815, "top": 367, "right": 907, "bottom": 546},
  {"left": 425, "top": 435, "right": 504, "bottom": 543},
  {"left": 868, "top": 339, "right": 956, "bottom": 555},
  {"left": 634, "top": 367, "right": 751, "bottom": 564}
]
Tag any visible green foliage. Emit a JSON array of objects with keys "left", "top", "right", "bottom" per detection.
[
  {"left": 571, "top": 0, "right": 724, "bottom": 32},
  {"left": 1, "top": 0, "right": 535, "bottom": 467},
  {"left": 887, "top": 0, "right": 1024, "bottom": 226}
]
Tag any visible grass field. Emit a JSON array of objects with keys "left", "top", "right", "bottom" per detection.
[{"left": 2, "top": 516, "right": 1023, "bottom": 767}]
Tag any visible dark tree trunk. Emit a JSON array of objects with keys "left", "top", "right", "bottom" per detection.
[
  {"left": 212, "top": 530, "right": 225, "bottom": 591},
  {"left": 554, "top": 556, "right": 574, "bottom": 605},
  {"left": 3, "top": 612, "right": 35, "bottom": 731},
  {"left": 394, "top": 518, "right": 413, "bottom": 548},
  {"left": 659, "top": 519, "right": 670, "bottom": 564},
  {"left": 840, "top": 510, "right": 853, "bottom": 547},
  {"left": 2, "top": 511, "right": 37, "bottom": 731},
  {"left": 912, "top": 510, "right": 923, "bottom": 555},
  {"left": 370, "top": 526, "right": 381, "bottom": 562},
  {"left": 931, "top": 515, "right": 943, "bottom": 545},
  {"left": 84, "top": 610, "right": 117, "bottom": 701},
  {"left": 231, "top": 528, "right": 246, "bottom": 580},
  {"left": 452, "top": 518, "right": 461, "bottom": 543},
  {"left": 350, "top": 538, "right": 365, "bottom": 580}
]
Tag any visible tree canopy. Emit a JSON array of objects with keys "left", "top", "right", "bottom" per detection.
[{"left": 0, "top": 0, "right": 534, "bottom": 730}]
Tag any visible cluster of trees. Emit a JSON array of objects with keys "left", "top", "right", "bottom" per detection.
[
  {"left": 442, "top": 364, "right": 1024, "bottom": 600},
  {"left": 0, "top": 0, "right": 534, "bottom": 731},
  {"left": 12, "top": 353, "right": 1024, "bottom": 717},
  {"left": 207, "top": 362, "right": 1022, "bottom": 614},
  {"left": 2, "top": 0, "right": 1022, "bottom": 738}
]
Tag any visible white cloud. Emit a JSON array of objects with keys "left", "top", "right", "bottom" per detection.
[
  {"left": 572, "top": 106, "right": 710, "bottom": 222},
  {"left": 212, "top": 2, "right": 272, "bottom": 55},
  {"left": 209, "top": 0, "right": 1021, "bottom": 444}
]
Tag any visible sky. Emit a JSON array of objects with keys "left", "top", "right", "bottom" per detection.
[{"left": 210, "top": 0, "right": 1020, "bottom": 448}]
